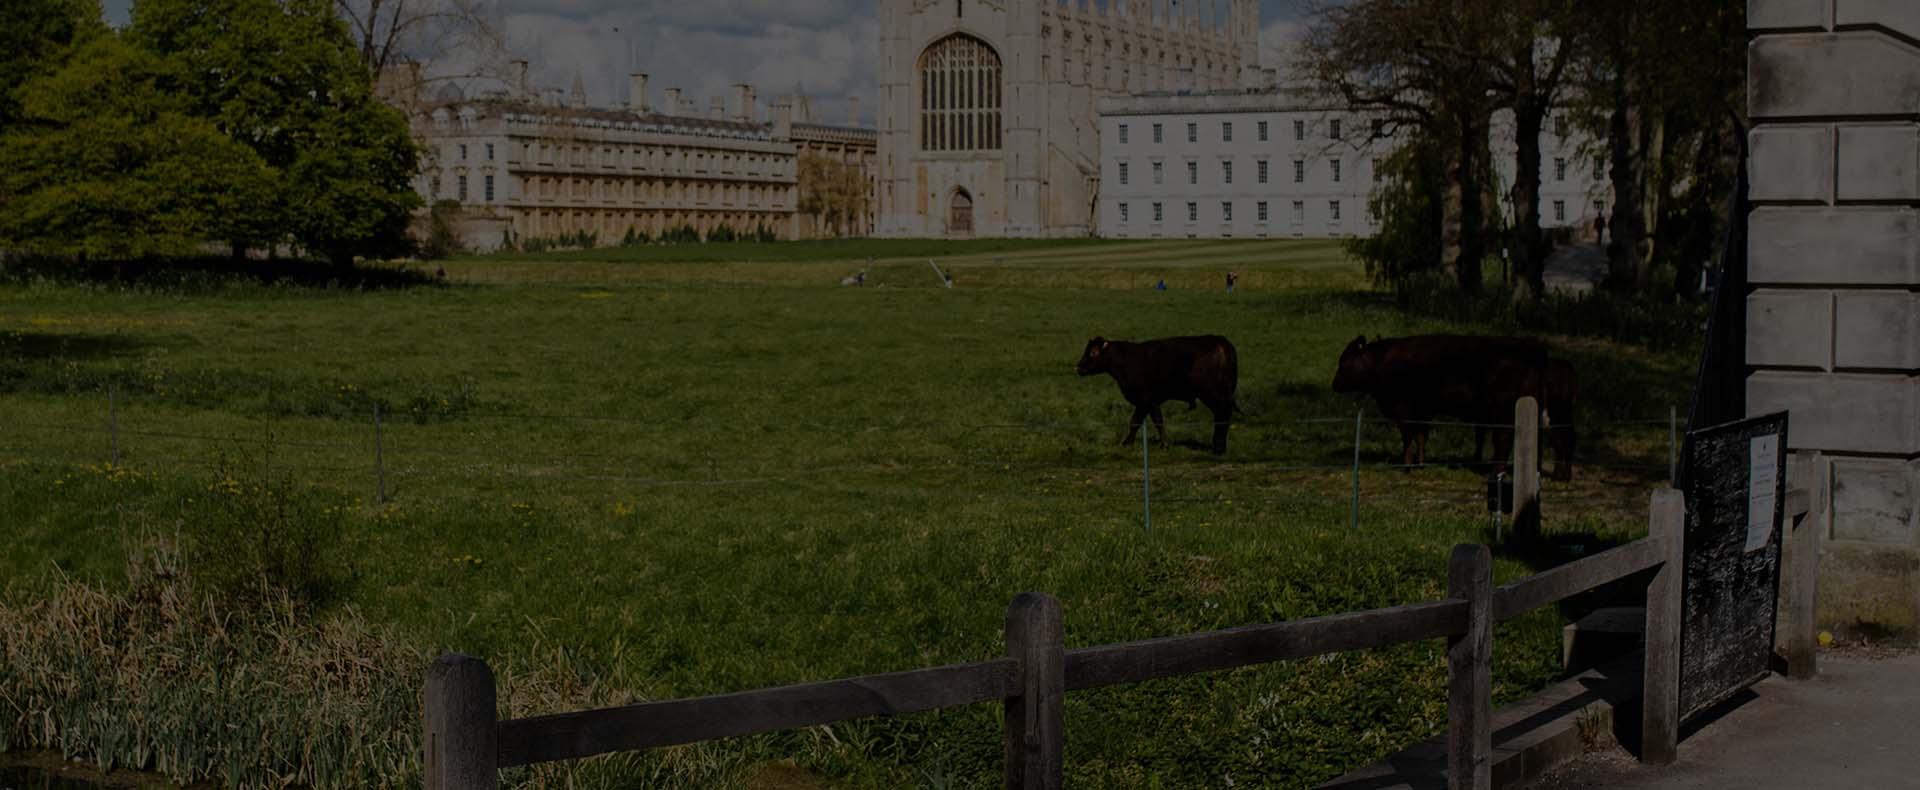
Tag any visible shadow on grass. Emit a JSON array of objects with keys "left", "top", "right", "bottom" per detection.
[
  {"left": 0, "top": 255, "right": 444, "bottom": 292},
  {"left": 0, "top": 331, "right": 149, "bottom": 361}
]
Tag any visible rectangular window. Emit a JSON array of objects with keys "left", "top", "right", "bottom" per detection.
[
  {"left": 1120, "top": 202, "right": 1130, "bottom": 223},
  {"left": 484, "top": 175, "right": 494, "bottom": 202},
  {"left": 1293, "top": 160, "right": 1304, "bottom": 183},
  {"left": 1119, "top": 162, "right": 1129, "bottom": 185},
  {"left": 1372, "top": 158, "right": 1383, "bottom": 182},
  {"left": 1331, "top": 160, "right": 1342, "bottom": 183},
  {"left": 1221, "top": 201, "right": 1233, "bottom": 222},
  {"left": 1186, "top": 122, "right": 1197, "bottom": 143},
  {"left": 1153, "top": 202, "right": 1163, "bottom": 222},
  {"left": 458, "top": 144, "right": 468, "bottom": 160},
  {"left": 1153, "top": 123, "right": 1163, "bottom": 143},
  {"left": 1293, "top": 120, "right": 1304, "bottom": 141},
  {"left": 1257, "top": 201, "right": 1268, "bottom": 222},
  {"left": 1291, "top": 200, "right": 1304, "bottom": 223},
  {"left": 1119, "top": 124, "right": 1129, "bottom": 144},
  {"left": 1187, "top": 161, "right": 1197, "bottom": 185},
  {"left": 1554, "top": 157, "right": 1567, "bottom": 181},
  {"left": 1330, "top": 200, "right": 1342, "bottom": 221},
  {"left": 1153, "top": 161, "right": 1164, "bottom": 185},
  {"left": 457, "top": 174, "right": 468, "bottom": 201},
  {"left": 1222, "top": 122, "right": 1233, "bottom": 143},
  {"left": 485, "top": 143, "right": 495, "bottom": 161},
  {"left": 1554, "top": 200, "right": 1567, "bottom": 222},
  {"left": 1593, "top": 200, "right": 1605, "bottom": 217},
  {"left": 1330, "top": 119, "right": 1342, "bottom": 139},
  {"left": 1222, "top": 160, "right": 1233, "bottom": 184},
  {"left": 1187, "top": 202, "right": 1198, "bottom": 222},
  {"left": 1373, "top": 118, "right": 1385, "bottom": 136},
  {"left": 1257, "top": 121, "right": 1269, "bottom": 142},
  {"left": 430, "top": 176, "right": 441, "bottom": 197},
  {"left": 1257, "top": 160, "right": 1269, "bottom": 184}
]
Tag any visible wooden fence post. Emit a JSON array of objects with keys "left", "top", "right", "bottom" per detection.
[
  {"left": 1446, "top": 544, "right": 1492, "bottom": 790},
  {"left": 1512, "top": 397, "right": 1540, "bottom": 540},
  {"left": 425, "top": 653, "right": 499, "bottom": 790},
  {"left": 1642, "top": 489, "right": 1685, "bottom": 765},
  {"left": 1004, "top": 592, "right": 1064, "bottom": 790},
  {"left": 1781, "top": 452, "right": 1827, "bottom": 680}
]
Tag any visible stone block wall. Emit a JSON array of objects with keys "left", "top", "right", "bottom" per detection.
[{"left": 1748, "top": 0, "right": 1920, "bottom": 638}]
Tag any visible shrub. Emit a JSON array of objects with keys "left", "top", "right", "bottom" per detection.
[
  {"left": 419, "top": 200, "right": 465, "bottom": 260},
  {"left": 187, "top": 458, "right": 342, "bottom": 610}
]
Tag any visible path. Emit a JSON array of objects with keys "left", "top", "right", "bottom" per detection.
[
  {"left": 1542, "top": 243, "right": 1607, "bottom": 294},
  {"left": 1527, "top": 649, "right": 1920, "bottom": 790}
]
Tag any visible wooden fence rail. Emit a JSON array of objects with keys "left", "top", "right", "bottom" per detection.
[{"left": 425, "top": 483, "right": 1821, "bottom": 790}]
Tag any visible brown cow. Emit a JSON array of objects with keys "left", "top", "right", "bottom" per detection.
[
  {"left": 1472, "top": 357, "right": 1577, "bottom": 480},
  {"left": 1332, "top": 334, "right": 1549, "bottom": 469},
  {"left": 1075, "top": 335, "right": 1241, "bottom": 454}
]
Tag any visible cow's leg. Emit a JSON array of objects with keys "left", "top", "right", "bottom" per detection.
[
  {"left": 1415, "top": 426, "right": 1431, "bottom": 467},
  {"left": 1121, "top": 406, "right": 1147, "bottom": 447},
  {"left": 1552, "top": 425, "right": 1575, "bottom": 481},
  {"left": 1491, "top": 428, "right": 1514, "bottom": 473},
  {"left": 1398, "top": 424, "right": 1418, "bottom": 469},
  {"left": 1207, "top": 401, "right": 1231, "bottom": 455},
  {"left": 1148, "top": 406, "right": 1170, "bottom": 449},
  {"left": 1474, "top": 427, "right": 1487, "bottom": 465}
]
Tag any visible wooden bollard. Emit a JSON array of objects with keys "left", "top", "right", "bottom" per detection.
[
  {"left": 1003, "top": 593, "right": 1064, "bottom": 790},
  {"left": 1512, "top": 396, "right": 1541, "bottom": 540},
  {"left": 1781, "top": 452, "right": 1827, "bottom": 680},
  {"left": 425, "top": 653, "right": 499, "bottom": 790},
  {"left": 1446, "top": 544, "right": 1492, "bottom": 790}
]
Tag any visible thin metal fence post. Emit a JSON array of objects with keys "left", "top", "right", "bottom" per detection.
[
  {"left": 1668, "top": 405, "right": 1678, "bottom": 485},
  {"left": 1141, "top": 432, "right": 1151, "bottom": 534},
  {"left": 374, "top": 402, "right": 387, "bottom": 502},
  {"left": 108, "top": 382, "right": 119, "bottom": 466},
  {"left": 1351, "top": 407, "right": 1363, "bottom": 530}
]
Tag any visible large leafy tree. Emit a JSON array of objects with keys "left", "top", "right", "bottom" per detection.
[
  {"left": 0, "top": 35, "right": 274, "bottom": 259},
  {"left": 131, "top": 0, "right": 421, "bottom": 264},
  {"left": 0, "top": 0, "right": 104, "bottom": 131}
]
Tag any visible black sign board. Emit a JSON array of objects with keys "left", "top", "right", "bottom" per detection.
[{"left": 1678, "top": 412, "right": 1788, "bottom": 721}]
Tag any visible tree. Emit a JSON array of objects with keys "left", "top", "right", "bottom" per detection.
[
  {"left": 131, "top": 0, "right": 421, "bottom": 264},
  {"left": 0, "top": 0, "right": 104, "bottom": 131},
  {"left": 333, "top": 0, "right": 506, "bottom": 88},
  {"left": 0, "top": 35, "right": 274, "bottom": 259},
  {"left": 797, "top": 152, "right": 871, "bottom": 238},
  {"left": 1301, "top": 0, "right": 1504, "bottom": 291},
  {"left": 1487, "top": 0, "right": 1582, "bottom": 300}
]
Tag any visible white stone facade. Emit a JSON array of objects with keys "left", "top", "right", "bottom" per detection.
[
  {"left": 876, "top": 0, "right": 1259, "bottom": 238},
  {"left": 1095, "top": 91, "right": 1610, "bottom": 240},
  {"left": 1747, "top": 0, "right": 1920, "bottom": 634},
  {"left": 411, "top": 70, "right": 874, "bottom": 252}
]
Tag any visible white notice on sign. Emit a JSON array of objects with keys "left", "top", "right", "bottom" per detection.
[{"left": 1746, "top": 434, "right": 1779, "bottom": 552}]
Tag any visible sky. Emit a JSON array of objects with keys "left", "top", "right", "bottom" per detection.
[{"left": 100, "top": 0, "right": 1316, "bottom": 126}]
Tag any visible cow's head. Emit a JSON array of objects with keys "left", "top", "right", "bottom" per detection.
[
  {"left": 1331, "top": 334, "right": 1374, "bottom": 392},
  {"left": 1075, "top": 337, "right": 1113, "bottom": 376}
]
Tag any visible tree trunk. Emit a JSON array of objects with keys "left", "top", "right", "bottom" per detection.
[
  {"left": 1511, "top": 91, "right": 1548, "bottom": 300},
  {"left": 1456, "top": 110, "right": 1488, "bottom": 292},
  {"left": 1635, "top": 113, "right": 1666, "bottom": 290},
  {"left": 1605, "top": 73, "right": 1643, "bottom": 288}
]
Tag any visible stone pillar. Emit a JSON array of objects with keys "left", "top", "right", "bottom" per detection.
[
  {"left": 1747, "top": 0, "right": 1920, "bottom": 639},
  {"left": 733, "top": 84, "right": 753, "bottom": 123},
  {"left": 510, "top": 60, "right": 529, "bottom": 101},
  {"left": 663, "top": 88, "right": 682, "bottom": 115}
]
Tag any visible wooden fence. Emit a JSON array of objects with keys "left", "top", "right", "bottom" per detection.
[{"left": 424, "top": 474, "right": 1826, "bottom": 790}]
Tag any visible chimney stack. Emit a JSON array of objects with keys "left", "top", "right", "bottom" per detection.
[
  {"left": 774, "top": 98, "right": 793, "bottom": 141},
  {"left": 732, "top": 84, "right": 754, "bottom": 123},
  {"left": 848, "top": 95, "right": 860, "bottom": 126},
  {"left": 709, "top": 96, "right": 725, "bottom": 120},
  {"left": 510, "top": 59, "right": 529, "bottom": 100},
  {"left": 663, "top": 88, "right": 682, "bottom": 115},
  {"left": 629, "top": 73, "right": 649, "bottom": 113}
]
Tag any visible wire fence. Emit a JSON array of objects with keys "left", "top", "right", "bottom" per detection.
[{"left": 4, "top": 387, "right": 1682, "bottom": 531}]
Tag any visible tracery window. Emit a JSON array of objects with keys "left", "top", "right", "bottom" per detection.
[{"left": 919, "top": 34, "right": 1002, "bottom": 152}]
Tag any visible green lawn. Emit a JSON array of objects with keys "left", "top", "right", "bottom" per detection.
[{"left": 0, "top": 239, "right": 1694, "bottom": 788}]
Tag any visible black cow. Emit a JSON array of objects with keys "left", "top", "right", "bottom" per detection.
[
  {"left": 1075, "top": 335, "right": 1241, "bottom": 454},
  {"left": 1471, "top": 357, "right": 1578, "bottom": 481},
  {"left": 1332, "top": 334, "right": 1549, "bottom": 469}
]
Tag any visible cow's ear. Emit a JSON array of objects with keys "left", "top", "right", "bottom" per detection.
[
  {"left": 1352, "top": 334, "right": 1367, "bottom": 348},
  {"left": 1100, "top": 339, "right": 1112, "bottom": 349}
]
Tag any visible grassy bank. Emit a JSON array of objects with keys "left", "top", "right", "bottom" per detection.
[{"left": 0, "top": 239, "right": 1694, "bottom": 787}]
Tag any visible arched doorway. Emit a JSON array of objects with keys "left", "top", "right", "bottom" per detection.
[{"left": 949, "top": 189, "right": 974, "bottom": 236}]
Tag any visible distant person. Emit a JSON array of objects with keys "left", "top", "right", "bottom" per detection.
[
  {"left": 1594, "top": 214, "right": 1608, "bottom": 246},
  {"left": 1155, "top": 279, "right": 1167, "bottom": 291},
  {"left": 1225, "top": 271, "right": 1238, "bottom": 293}
]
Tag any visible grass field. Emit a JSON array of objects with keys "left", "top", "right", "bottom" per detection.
[{"left": 0, "top": 238, "right": 1695, "bottom": 787}]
